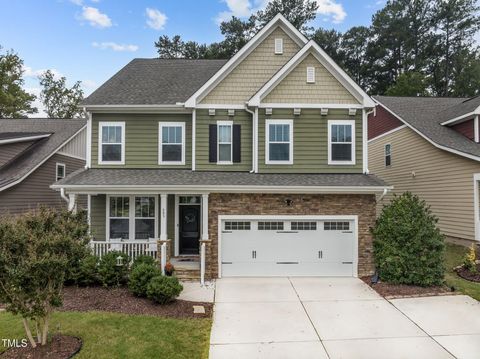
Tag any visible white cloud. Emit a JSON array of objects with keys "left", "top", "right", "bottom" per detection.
[
  {"left": 146, "top": 8, "right": 167, "bottom": 30},
  {"left": 215, "top": 0, "right": 267, "bottom": 24},
  {"left": 23, "top": 66, "right": 63, "bottom": 79},
  {"left": 80, "top": 6, "right": 112, "bottom": 28},
  {"left": 25, "top": 87, "right": 47, "bottom": 118},
  {"left": 92, "top": 41, "right": 139, "bottom": 52},
  {"left": 317, "top": 0, "right": 346, "bottom": 24}
]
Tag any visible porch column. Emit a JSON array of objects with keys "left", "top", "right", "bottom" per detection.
[
  {"left": 160, "top": 194, "right": 168, "bottom": 241},
  {"left": 201, "top": 193, "right": 209, "bottom": 240}
]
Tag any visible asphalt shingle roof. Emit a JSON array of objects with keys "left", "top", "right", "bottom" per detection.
[
  {"left": 373, "top": 96, "right": 480, "bottom": 158},
  {"left": 82, "top": 59, "right": 228, "bottom": 106},
  {"left": 54, "top": 168, "right": 388, "bottom": 189},
  {"left": 0, "top": 119, "right": 86, "bottom": 189}
]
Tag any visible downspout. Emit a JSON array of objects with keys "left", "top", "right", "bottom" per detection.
[
  {"left": 378, "top": 188, "right": 388, "bottom": 202},
  {"left": 364, "top": 108, "right": 375, "bottom": 175},
  {"left": 245, "top": 105, "right": 256, "bottom": 173},
  {"left": 60, "top": 188, "right": 69, "bottom": 204}
]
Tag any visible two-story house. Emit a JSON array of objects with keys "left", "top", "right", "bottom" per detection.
[{"left": 53, "top": 14, "right": 390, "bottom": 282}]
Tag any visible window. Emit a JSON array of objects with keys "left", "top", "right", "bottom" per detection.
[
  {"left": 159, "top": 122, "right": 185, "bottom": 165},
  {"left": 274, "top": 38, "right": 283, "bottom": 54},
  {"left": 328, "top": 120, "right": 355, "bottom": 165},
  {"left": 135, "top": 197, "right": 156, "bottom": 239},
  {"left": 307, "top": 66, "right": 315, "bottom": 83},
  {"left": 217, "top": 121, "right": 232, "bottom": 164},
  {"left": 109, "top": 196, "right": 130, "bottom": 239},
  {"left": 99, "top": 122, "right": 125, "bottom": 164},
  {"left": 291, "top": 221, "right": 317, "bottom": 230},
  {"left": 266, "top": 120, "right": 293, "bottom": 164},
  {"left": 258, "top": 221, "right": 284, "bottom": 230},
  {"left": 385, "top": 144, "right": 391, "bottom": 167},
  {"left": 225, "top": 221, "right": 251, "bottom": 230},
  {"left": 56, "top": 163, "right": 65, "bottom": 181},
  {"left": 324, "top": 221, "right": 350, "bottom": 231}
]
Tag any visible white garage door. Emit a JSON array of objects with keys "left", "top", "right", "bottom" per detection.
[{"left": 220, "top": 217, "right": 356, "bottom": 277}]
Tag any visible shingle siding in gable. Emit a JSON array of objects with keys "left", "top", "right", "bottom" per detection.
[
  {"left": 200, "top": 27, "right": 301, "bottom": 105},
  {"left": 263, "top": 54, "right": 359, "bottom": 104},
  {"left": 451, "top": 119, "right": 475, "bottom": 141}
]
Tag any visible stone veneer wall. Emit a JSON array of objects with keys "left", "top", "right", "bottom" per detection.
[{"left": 205, "top": 193, "right": 377, "bottom": 279}]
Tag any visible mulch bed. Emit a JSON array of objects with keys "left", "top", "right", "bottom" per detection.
[
  {"left": 361, "top": 276, "right": 454, "bottom": 299},
  {"left": 59, "top": 286, "right": 213, "bottom": 319},
  {"left": 455, "top": 264, "right": 480, "bottom": 282},
  {"left": 0, "top": 335, "right": 81, "bottom": 359}
]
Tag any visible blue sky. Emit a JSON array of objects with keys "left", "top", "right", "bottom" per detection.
[{"left": 0, "top": 0, "right": 401, "bottom": 114}]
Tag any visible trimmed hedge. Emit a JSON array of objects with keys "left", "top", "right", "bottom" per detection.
[
  {"left": 146, "top": 276, "right": 183, "bottom": 304},
  {"left": 372, "top": 192, "right": 445, "bottom": 286},
  {"left": 128, "top": 263, "right": 162, "bottom": 297}
]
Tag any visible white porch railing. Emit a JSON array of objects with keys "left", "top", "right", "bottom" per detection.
[{"left": 90, "top": 240, "right": 158, "bottom": 261}]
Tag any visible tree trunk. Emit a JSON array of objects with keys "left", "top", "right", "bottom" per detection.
[
  {"left": 35, "top": 320, "right": 42, "bottom": 344},
  {"left": 41, "top": 315, "right": 49, "bottom": 345},
  {"left": 22, "top": 318, "right": 36, "bottom": 348}
]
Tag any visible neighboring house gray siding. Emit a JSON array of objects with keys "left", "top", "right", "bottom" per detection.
[
  {"left": 0, "top": 141, "right": 35, "bottom": 167},
  {"left": 0, "top": 153, "right": 85, "bottom": 216}
]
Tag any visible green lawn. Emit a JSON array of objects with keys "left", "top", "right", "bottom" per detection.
[
  {"left": 0, "top": 311, "right": 211, "bottom": 359},
  {"left": 445, "top": 242, "right": 480, "bottom": 301}
]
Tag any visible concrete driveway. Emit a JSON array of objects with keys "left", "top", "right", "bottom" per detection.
[{"left": 209, "top": 277, "right": 480, "bottom": 359}]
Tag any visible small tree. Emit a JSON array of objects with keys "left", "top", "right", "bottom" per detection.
[
  {"left": 372, "top": 192, "right": 445, "bottom": 286},
  {"left": 0, "top": 208, "right": 90, "bottom": 347}
]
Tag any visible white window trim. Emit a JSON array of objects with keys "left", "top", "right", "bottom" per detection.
[
  {"left": 328, "top": 119, "right": 356, "bottom": 165},
  {"left": 385, "top": 143, "right": 391, "bottom": 167},
  {"left": 274, "top": 38, "right": 283, "bottom": 54},
  {"left": 265, "top": 119, "right": 294, "bottom": 165},
  {"left": 217, "top": 120, "right": 233, "bottom": 165},
  {"left": 158, "top": 122, "right": 186, "bottom": 165},
  {"left": 55, "top": 163, "right": 66, "bottom": 181},
  {"left": 98, "top": 121, "right": 125, "bottom": 165},
  {"left": 106, "top": 195, "right": 159, "bottom": 241}
]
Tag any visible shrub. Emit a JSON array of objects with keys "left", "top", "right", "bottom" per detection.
[
  {"left": 131, "top": 255, "right": 156, "bottom": 270},
  {"left": 463, "top": 244, "right": 477, "bottom": 273},
  {"left": 0, "top": 208, "right": 90, "bottom": 347},
  {"left": 71, "top": 254, "right": 99, "bottom": 286},
  {"left": 97, "top": 251, "right": 130, "bottom": 287},
  {"left": 128, "top": 263, "right": 161, "bottom": 297},
  {"left": 372, "top": 192, "right": 445, "bottom": 286},
  {"left": 146, "top": 276, "right": 183, "bottom": 304}
]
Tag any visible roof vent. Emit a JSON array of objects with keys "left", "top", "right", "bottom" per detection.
[
  {"left": 306, "top": 67, "right": 315, "bottom": 83},
  {"left": 209, "top": 109, "right": 216, "bottom": 116},
  {"left": 274, "top": 38, "right": 283, "bottom": 54}
]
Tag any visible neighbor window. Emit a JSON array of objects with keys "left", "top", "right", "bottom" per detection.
[
  {"left": 328, "top": 120, "right": 355, "bottom": 165},
  {"left": 109, "top": 196, "right": 130, "bottom": 239},
  {"left": 134, "top": 197, "right": 156, "bottom": 239},
  {"left": 159, "top": 122, "right": 185, "bottom": 165},
  {"left": 218, "top": 121, "right": 232, "bottom": 163},
  {"left": 99, "top": 122, "right": 125, "bottom": 164},
  {"left": 266, "top": 120, "right": 293, "bottom": 164},
  {"left": 385, "top": 144, "right": 391, "bottom": 167},
  {"left": 55, "top": 163, "right": 65, "bottom": 181}
]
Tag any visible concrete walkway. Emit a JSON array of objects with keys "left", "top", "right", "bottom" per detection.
[{"left": 209, "top": 277, "right": 480, "bottom": 359}]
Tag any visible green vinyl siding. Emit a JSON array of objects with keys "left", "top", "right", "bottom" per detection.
[
  {"left": 196, "top": 109, "right": 252, "bottom": 171},
  {"left": 92, "top": 113, "right": 192, "bottom": 168},
  {"left": 258, "top": 108, "right": 363, "bottom": 173},
  {"left": 90, "top": 194, "right": 106, "bottom": 241}
]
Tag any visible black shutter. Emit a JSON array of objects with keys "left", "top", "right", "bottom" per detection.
[
  {"left": 233, "top": 124, "right": 241, "bottom": 163},
  {"left": 209, "top": 124, "right": 217, "bottom": 163}
]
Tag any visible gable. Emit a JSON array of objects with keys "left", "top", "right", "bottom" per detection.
[
  {"left": 200, "top": 27, "right": 301, "bottom": 105},
  {"left": 262, "top": 53, "right": 359, "bottom": 105},
  {"left": 368, "top": 105, "right": 404, "bottom": 140},
  {"left": 0, "top": 141, "right": 34, "bottom": 168}
]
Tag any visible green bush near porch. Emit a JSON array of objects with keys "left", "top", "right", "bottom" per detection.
[
  {"left": 97, "top": 251, "right": 130, "bottom": 287},
  {"left": 129, "top": 263, "right": 162, "bottom": 297},
  {"left": 372, "top": 192, "right": 445, "bottom": 286}
]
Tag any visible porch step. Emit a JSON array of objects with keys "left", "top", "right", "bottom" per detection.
[{"left": 174, "top": 269, "right": 200, "bottom": 281}]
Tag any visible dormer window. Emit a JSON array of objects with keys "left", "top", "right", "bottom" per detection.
[
  {"left": 274, "top": 38, "right": 283, "bottom": 54},
  {"left": 307, "top": 66, "right": 315, "bottom": 83}
]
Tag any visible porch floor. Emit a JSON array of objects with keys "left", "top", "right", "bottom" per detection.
[{"left": 171, "top": 256, "right": 200, "bottom": 270}]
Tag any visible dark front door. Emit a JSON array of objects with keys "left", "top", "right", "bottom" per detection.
[{"left": 179, "top": 205, "right": 200, "bottom": 254}]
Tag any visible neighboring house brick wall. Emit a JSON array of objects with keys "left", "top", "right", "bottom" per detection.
[
  {"left": 257, "top": 108, "right": 363, "bottom": 173},
  {"left": 91, "top": 113, "right": 192, "bottom": 168},
  {"left": 368, "top": 105, "right": 404, "bottom": 140},
  {"left": 205, "top": 193, "right": 376, "bottom": 279},
  {"left": 0, "top": 141, "right": 35, "bottom": 167},
  {"left": 451, "top": 119, "right": 474, "bottom": 141},
  {"left": 263, "top": 54, "right": 359, "bottom": 104},
  {"left": 200, "top": 27, "right": 300, "bottom": 104},
  {"left": 195, "top": 109, "right": 253, "bottom": 171},
  {"left": 369, "top": 126, "right": 480, "bottom": 241},
  {"left": 0, "top": 153, "right": 85, "bottom": 216}
]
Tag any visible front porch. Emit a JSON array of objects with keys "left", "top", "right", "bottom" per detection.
[{"left": 86, "top": 193, "right": 210, "bottom": 283}]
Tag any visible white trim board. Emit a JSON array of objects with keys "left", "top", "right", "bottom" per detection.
[
  {"left": 473, "top": 174, "right": 480, "bottom": 242},
  {"left": 0, "top": 133, "right": 51, "bottom": 145},
  {"left": 217, "top": 214, "right": 359, "bottom": 279},
  {"left": 367, "top": 125, "right": 408, "bottom": 143},
  {"left": 374, "top": 100, "right": 480, "bottom": 162},
  {"left": 440, "top": 106, "right": 480, "bottom": 126}
]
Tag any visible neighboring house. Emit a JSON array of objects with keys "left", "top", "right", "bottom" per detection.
[
  {"left": 368, "top": 95, "right": 480, "bottom": 242},
  {"left": 0, "top": 119, "right": 87, "bottom": 215},
  {"left": 53, "top": 14, "right": 390, "bottom": 282}
]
